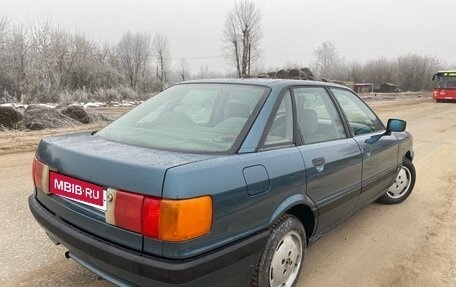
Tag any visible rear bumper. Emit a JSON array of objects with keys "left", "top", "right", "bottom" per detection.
[{"left": 28, "top": 195, "right": 267, "bottom": 286}]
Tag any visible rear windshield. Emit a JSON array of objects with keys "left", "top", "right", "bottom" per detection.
[{"left": 97, "top": 83, "right": 268, "bottom": 153}]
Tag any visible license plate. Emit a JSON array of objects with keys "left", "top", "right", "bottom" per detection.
[
  {"left": 49, "top": 171, "right": 106, "bottom": 211},
  {"left": 445, "top": 97, "right": 453, "bottom": 99}
]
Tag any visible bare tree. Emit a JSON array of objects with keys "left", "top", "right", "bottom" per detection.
[
  {"left": 312, "top": 41, "right": 344, "bottom": 80},
  {"left": 28, "top": 16, "right": 59, "bottom": 101},
  {"left": 0, "top": 15, "right": 11, "bottom": 101},
  {"left": 362, "top": 58, "right": 394, "bottom": 86},
  {"left": 223, "top": 0, "right": 262, "bottom": 78},
  {"left": 346, "top": 61, "right": 364, "bottom": 83},
  {"left": 178, "top": 57, "right": 189, "bottom": 81},
  {"left": 0, "top": 15, "right": 9, "bottom": 46},
  {"left": 395, "top": 54, "right": 442, "bottom": 91},
  {"left": 152, "top": 33, "right": 170, "bottom": 91},
  {"left": 117, "top": 31, "right": 151, "bottom": 91},
  {"left": 9, "top": 24, "right": 34, "bottom": 99}
]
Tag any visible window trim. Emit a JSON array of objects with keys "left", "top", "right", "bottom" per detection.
[
  {"left": 291, "top": 85, "right": 349, "bottom": 145},
  {"left": 258, "top": 88, "right": 298, "bottom": 151},
  {"left": 328, "top": 87, "right": 386, "bottom": 137}
]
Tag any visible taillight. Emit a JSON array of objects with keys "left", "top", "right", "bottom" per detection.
[
  {"left": 158, "top": 197, "right": 212, "bottom": 242},
  {"left": 142, "top": 197, "right": 161, "bottom": 238},
  {"left": 106, "top": 188, "right": 212, "bottom": 242},
  {"left": 114, "top": 191, "right": 144, "bottom": 233},
  {"left": 32, "top": 157, "right": 50, "bottom": 193}
]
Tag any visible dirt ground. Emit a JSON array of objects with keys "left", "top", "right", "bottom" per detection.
[{"left": 1, "top": 97, "right": 456, "bottom": 286}]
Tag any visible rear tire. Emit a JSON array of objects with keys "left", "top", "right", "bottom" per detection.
[
  {"left": 250, "top": 214, "right": 306, "bottom": 287},
  {"left": 378, "top": 158, "right": 416, "bottom": 204}
]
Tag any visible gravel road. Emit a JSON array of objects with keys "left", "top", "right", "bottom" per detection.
[{"left": 1, "top": 99, "right": 455, "bottom": 287}]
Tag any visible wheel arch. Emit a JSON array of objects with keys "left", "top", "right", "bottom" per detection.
[
  {"left": 286, "top": 204, "right": 316, "bottom": 243},
  {"left": 268, "top": 194, "right": 317, "bottom": 243},
  {"left": 405, "top": 150, "right": 413, "bottom": 161}
]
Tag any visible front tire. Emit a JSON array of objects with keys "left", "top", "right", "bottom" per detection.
[
  {"left": 378, "top": 158, "right": 416, "bottom": 204},
  {"left": 250, "top": 214, "right": 306, "bottom": 287}
]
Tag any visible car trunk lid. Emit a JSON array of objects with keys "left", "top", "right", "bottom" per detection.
[
  {"left": 37, "top": 132, "right": 213, "bottom": 196},
  {"left": 34, "top": 132, "right": 215, "bottom": 253}
]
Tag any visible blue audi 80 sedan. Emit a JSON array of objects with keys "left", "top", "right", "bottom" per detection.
[{"left": 29, "top": 79, "right": 415, "bottom": 287}]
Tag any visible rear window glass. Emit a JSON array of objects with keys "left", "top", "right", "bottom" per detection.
[{"left": 97, "top": 84, "right": 268, "bottom": 153}]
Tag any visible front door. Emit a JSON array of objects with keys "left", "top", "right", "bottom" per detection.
[{"left": 330, "top": 88, "right": 399, "bottom": 208}]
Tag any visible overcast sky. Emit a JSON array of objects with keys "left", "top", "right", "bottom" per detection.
[{"left": 1, "top": 0, "right": 455, "bottom": 74}]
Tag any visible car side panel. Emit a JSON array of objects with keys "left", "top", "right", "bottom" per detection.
[
  {"left": 397, "top": 131, "right": 414, "bottom": 160},
  {"left": 159, "top": 147, "right": 307, "bottom": 259}
]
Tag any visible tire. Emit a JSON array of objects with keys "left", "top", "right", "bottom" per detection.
[
  {"left": 378, "top": 158, "right": 416, "bottom": 204},
  {"left": 250, "top": 214, "right": 306, "bottom": 287}
]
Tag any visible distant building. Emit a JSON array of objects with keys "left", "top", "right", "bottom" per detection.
[
  {"left": 380, "top": 83, "right": 397, "bottom": 93},
  {"left": 331, "top": 80, "right": 354, "bottom": 90},
  {"left": 354, "top": 83, "right": 373, "bottom": 93}
]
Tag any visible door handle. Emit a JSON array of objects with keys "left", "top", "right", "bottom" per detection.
[
  {"left": 312, "top": 157, "right": 325, "bottom": 172},
  {"left": 363, "top": 146, "right": 372, "bottom": 157}
]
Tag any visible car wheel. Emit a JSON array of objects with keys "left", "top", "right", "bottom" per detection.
[
  {"left": 378, "top": 158, "right": 416, "bottom": 204},
  {"left": 250, "top": 214, "right": 306, "bottom": 287}
]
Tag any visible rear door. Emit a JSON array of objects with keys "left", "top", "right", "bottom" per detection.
[
  {"left": 330, "top": 88, "right": 399, "bottom": 208},
  {"left": 293, "top": 86, "right": 362, "bottom": 233}
]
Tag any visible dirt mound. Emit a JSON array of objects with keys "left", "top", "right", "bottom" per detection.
[
  {"left": 258, "top": 68, "right": 318, "bottom": 81},
  {"left": 61, "top": 106, "right": 110, "bottom": 124},
  {"left": 88, "top": 113, "right": 110, "bottom": 122},
  {"left": 20, "top": 106, "right": 79, "bottom": 131},
  {"left": 0, "top": 106, "right": 24, "bottom": 129},
  {"left": 61, "top": 106, "right": 93, "bottom": 124}
]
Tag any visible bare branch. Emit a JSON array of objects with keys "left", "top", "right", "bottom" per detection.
[
  {"left": 152, "top": 33, "right": 170, "bottom": 91},
  {"left": 222, "top": 0, "right": 262, "bottom": 78}
]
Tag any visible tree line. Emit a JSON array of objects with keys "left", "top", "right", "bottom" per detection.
[
  {"left": 0, "top": 16, "right": 172, "bottom": 103},
  {"left": 311, "top": 41, "right": 445, "bottom": 91}
]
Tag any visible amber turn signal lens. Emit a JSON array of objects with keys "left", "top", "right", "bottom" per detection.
[
  {"left": 32, "top": 157, "right": 50, "bottom": 194},
  {"left": 159, "top": 196, "right": 212, "bottom": 242},
  {"left": 32, "top": 158, "right": 44, "bottom": 190}
]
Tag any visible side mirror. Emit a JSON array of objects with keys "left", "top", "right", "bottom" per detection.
[
  {"left": 386, "top": 119, "right": 406, "bottom": 133},
  {"left": 365, "top": 119, "right": 406, "bottom": 144}
]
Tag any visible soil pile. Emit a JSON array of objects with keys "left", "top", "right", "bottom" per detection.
[
  {"left": 0, "top": 104, "right": 111, "bottom": 132},
  {"left": 258, "top": 68, "right": 318, "bottom": 80},
  {"left": 0, "top": 107, "right": 24, "bottom": 129},
  {"left": 20, "top": 106, "right": 79, "bottom": 130},
  {"left": 61, "top": 106, "right": 93, "bottom": 124}
]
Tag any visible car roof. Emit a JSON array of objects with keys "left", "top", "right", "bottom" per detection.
[{"left": 179, "top": 78, "right": 348, "bottom": 90}]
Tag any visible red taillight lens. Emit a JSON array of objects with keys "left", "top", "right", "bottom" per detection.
[
  {"left": 142, "top": 197, "right": 161, "bottom": 238},
  {"left": 113, "top": 191, "right": 144, "bottom": 233}
]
